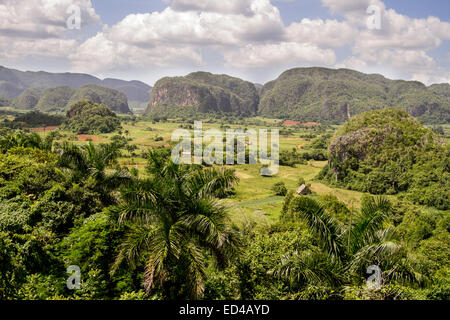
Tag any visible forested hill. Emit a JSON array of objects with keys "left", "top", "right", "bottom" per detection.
[
  {"left": 0, "top": 65, "right": 152, "bottom": 106},
  {"left": 259, "top": 67, "right": 450, "bottom": 123},
  {"left": 10, "top": 85, "right": 131, "bottom": 114},
  {"left": 145, "top": 72, "right": 260, "bottom": 117},
  {"left": 319, "top": 108, "right": 449, "bottom": 209},
  {"left": 2, "top": 65, "right": 449, "bottom": 123}
]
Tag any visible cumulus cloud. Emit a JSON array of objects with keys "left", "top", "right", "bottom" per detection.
[
  {"left": 0, "top": 0, "right": 99, "bottom": 38},
  {"left": 70, "top": 32, "right": 203, "bottom": 73},
  {"left": 71, "top": 0, "right": 287, "bottom": 71},
  {"left": 0, "top": 0, "right": 99, "bottom": 60},
  {"left": 167, "top": 0, "right": 254, "bottom": 15},
  {"left": 285, "top": 18, "right": 356, "bottom": 48},
  {"left": 224, "top": 42, "right": 336, "bottom": 68},
  {"left": 321, "top": 0, "right": 450, "bottom": 84},
  {"left": 107, "top": 1, "right": 284, "bottom": 47}
]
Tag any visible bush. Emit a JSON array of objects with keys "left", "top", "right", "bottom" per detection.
[
  {"left": 272, "top": 182, "right": 287, "bottom": 196},
  {"left": 62, "top": 100, "right": 122, "bottom": 134}
]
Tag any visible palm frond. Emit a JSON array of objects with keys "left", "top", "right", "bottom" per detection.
[{"left": 290, "top": 196, "right": 345, "bottom": 261}]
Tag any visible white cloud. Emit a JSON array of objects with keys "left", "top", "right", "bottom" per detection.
[
  {"left": 107, "top": 1, "right": 284, "bottom": 47},
  {"left": 168, "top": 0, "right": 254, "bottom": 15},
  {"left": 322, "top": 0, "right": 376, "bottom": 15},
  {"left": 285, "top": 18, "right": 356, "bottom": 48},
  {"left": 71, "top": 0, "right": 287, "bottom": 71},
  {"left": 0, "top": 0, "right": 99, "bottom": 38},
  {"left": 0, "top": 0, "right": 99, "bottom": 61},
  {"left": 224, "top": 42, "right": 336, "bottom": 68},
  {"left": 321, "top": 0, "right": 450, "bottom": 84},
  {"left": 70, "top": 32, "right": 203, "bottom": 73}
]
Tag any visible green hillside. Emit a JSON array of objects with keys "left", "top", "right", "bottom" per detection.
[
  {"left": 146, "top": 72, "right": 259, "bottom": 117},
  {"left": 35, "top": 86, "right": 75, "bottom": 113},
  {"left": 259, "top": 67, "right": 450, "bottom": 123},
  {"left": 11, "top": 88, "right": 42, "bottom": 110},
  {"left": 62, "top": 100, "right": 122, "bottom": 134},
  {"left": 319, "top": 109, "right": 449, "bottom": 209},
  {"left": 0, "top": 65, "right": 151, "bottom": 105},
  {"left": 67, "top": 84, "right": 131, "bottom": 114},
  {"left": 9, "top": 84, "right": 131, "bottom": 114}
]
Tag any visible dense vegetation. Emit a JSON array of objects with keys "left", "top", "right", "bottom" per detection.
[
  {"left": 146, "top": 72, "right": 259, "bottom": 117},
  {"left": 8, "top": 85, "right": 131, "bottom": 114},
  {"left": 0, "top": 67, "right": 448, "bottom": 302},
  {"left": 61, "top": 100, "right": 122, "bottom": 134},
  {"left": 0, "top": 97, "right": 10, "bottom": 107},
  {"left": 319, "top": 109, "right": 449, "bottom": 210},
  {"left": 67, "top": 85, "right": 131, "bottom": 114},
  {"left": 35, "top": 86, "right": 75, "bottom": 113},
  {"left": 0, "top": 128, "right": 447, "bottom": 300},
  {"left": 259, "top": 68, "right": 450, "bottom": 124},
  {"left": 0, "top": 65, "right": 151, "bottom": 106},
  {"left": 1, "top": 111, "right": 64, "bottom": 129},
  {"left": 11, "top": 88, "right": 42, "bottom": 110}
]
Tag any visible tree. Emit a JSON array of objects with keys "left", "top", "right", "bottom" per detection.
[
  {"left": 272, "top": 182, "right": 287, "bottom": 196},
  {"left": 0, "top": 131, "right": 54, "bottom": 153},
  {"left": 111, "top": 151, "right": 241, "bottom": 299},
  {"left": 277, "top": 196, "right": 420, "bottom": 290},
  {"left": 56, "top": 141, "right": 131, "bottom": 206}
]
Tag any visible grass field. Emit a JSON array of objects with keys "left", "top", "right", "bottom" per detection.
[{"left": 23, "top": 117, "right": 368, "bottom": 227}]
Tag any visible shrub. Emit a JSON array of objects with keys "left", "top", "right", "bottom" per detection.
[{"left": 272, "top": 182, "right": 287, "bottom": 196}]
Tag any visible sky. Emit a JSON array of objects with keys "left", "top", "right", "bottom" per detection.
[{"left": 0, "top": 0, "right": 449, "bottom": 86}]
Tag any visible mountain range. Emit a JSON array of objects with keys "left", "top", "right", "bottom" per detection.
[
  {"left": 1, "top": 65, "right": 449, "bottom": 123},
  {"left": 147, "top": 67, "right": 449, "bottom": 123},
  {"left": 259, "top": 68, "right": 450, "bottom": 123},
  {"left": 0, "top": 65, "right": 152, "bottom": 111}
]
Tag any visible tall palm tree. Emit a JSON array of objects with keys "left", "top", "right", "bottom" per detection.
[
  {"left": 111, "top": 150, "right": 241, "bottom": 299},
  {"left": 57, "top": 141, "right": 131, "bottom": 205},
  {"left": 277, "top": 196, "right": 420, "bottom": 291}
]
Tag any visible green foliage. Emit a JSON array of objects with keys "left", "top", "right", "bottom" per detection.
[
  {"left": 11, "top": 88, "right": 42, "bottom": 110},
  {"left": 68, "top": 85, "right": 131, "bottom": 114},
  {"left": 61, "top": 213, "right": 132, "bottom": 299},
  {"left": 0, "top": 97, "right": 10, "bottom": 107},
  {"left": 146, "top": 72, "right": 259, "bottom": 117},
  {"left": 322, "top": 109, "right": 450, "bottom": 209},
  {"left": 3, "top": 111, "right": 64, "bottom": 129},
  {"left": 281, "top": 195, "right": 421, "bottom": 289},
  {"left": 279, "top": 148, "right": 308, "bottom": 167},
  {"left": 272, "top": 182, "right": 288, "bottom": 196},
  {"left": 259, "top": 67, "right": 449, "bottom": 124},
  {"left": 0, "top": 121, "right": 447, "bottom": 301},
  {"left": 35, "top": 86, "right": 74, "bottom": 113},
  {"left": 62, "top": 100, "right": 122, "bottom": 134},
  {"left": 111, "top": 150, "right": 241, "bottom": 299}
]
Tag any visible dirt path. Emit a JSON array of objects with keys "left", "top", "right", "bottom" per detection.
[{"left": 78, "top": 135, "right": 102, "bottom": 142}]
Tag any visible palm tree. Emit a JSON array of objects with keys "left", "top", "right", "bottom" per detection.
[
  {"left": 276, "top": 196, "right": 420, "bottom": 291},
  {"left": 111, "top": 150, "right": 241, "bottom": 299},
  {"left": 0, "top": 131, "right": 54, "bottom": 152},
  {"left": 57, "top": 141, "right": 131, "bottom": 205}
]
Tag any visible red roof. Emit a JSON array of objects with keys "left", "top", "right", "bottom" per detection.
[
  {"left": 283, "top": 120, "right": 301, "bottom": 126},
  {"left": 283, "top": 121, "right": 320, "bottom": 127}
]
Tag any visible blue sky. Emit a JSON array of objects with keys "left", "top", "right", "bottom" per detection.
[{"left": 0, "top": 0, "right": 449, "bottom": 85}]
